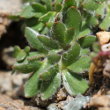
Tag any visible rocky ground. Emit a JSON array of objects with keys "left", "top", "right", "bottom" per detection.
[
  {"left": 1, "top": 0, "right": 110, "bottom": 110},
  {"left": 0, "top": 0, "right": 22, "bottom": 37}
]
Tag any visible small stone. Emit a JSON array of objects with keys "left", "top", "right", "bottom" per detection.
[
  {"left": 96, "top": 31, "right": 110, "bottom": 45},
  {"left": 0, "top": 107, "right": 5, "bottom": 110},
  {"left": 57, "top": 88, "right": 67, "bottom": 101},
  {"left": 89, "top": 95, "right": 110, "bottom": 107},
  {"left": 99, "top": 107, "right": 110, "bottom": 110},
  {"left": 0, "top": 94, "right": 42, "bottom": 110},
  {"left": 101, "top": 43, "right": 110, "bottom": 52}
]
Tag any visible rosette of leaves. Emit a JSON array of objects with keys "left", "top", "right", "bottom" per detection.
[
  {"left": 11, "top": 0, "right": 62, "bottom": 35},
  {"left": 75, "top": 0, "right": 109, "bottom": 31},
  {"left": 62, "top": 0, "right": 109, "bottom": 36},
  {"left": 13, "top": 0, "right": 98, "bottom": 100}
]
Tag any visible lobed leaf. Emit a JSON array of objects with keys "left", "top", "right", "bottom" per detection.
[
  {"left": 24, "top": 59, "right": 49, "bottom": 97},
  {"left": 87, "top": 16, "right": 99, "bottom": 27},
  {"left": 39, "top": 11, "right": 56, "bottom": 23},
  {"left": 62, "top": 43, "right": 80, "bottom": 67},
  {"left": 63, "top": 7, "right": 82, "bottom": 35},
  {"left": 41, "top": 72, "right": 61, "bottom": 100},
  {"left": 25, "top": 27, "right": 48, "bottom": 53},
  {"left": 80, "top": 48, "right": 90, "bottom": 56},
  {"left": 78, "top": 35, "right": 96, "bottom": 48},
  {"left": 99, "top": 11, "right": 110, "bottom": 30},
  {"left": 13, "top": 46, "right": 27, "bottom": 62},
  {"left": 77, "top": 28, "right": 91, "bottom": 39},
  {"left": 48, "top": 50, "right": 61, "bottom": 64},
  {"left": 37, "top": 35, "right": 59, "bottom": 49},
  {"left": 13, "top": 60, "right": 42, "bottom": 73},
  {"left": 16, "top": 51, "right": 26, "bottom": 62},
  {"left": 68, "top": 56, "right": 91, "bottom": 73},
  {"left": 31, "top": 2, "right": 47, "bottom": 13},
  {"left": 24, "top": 70, "right": 40, "bottom": 97},
  {"left": 52, "top": 21, "right": 66, "bottom": 46},
  {"left": 39, "top": 65, "right": 58, "bottom": 81},
  {"left": 65, "top": 28, "right": 75, "bottom": 44},
  {"left": 63, "top": 0, "right": 76, "bottom": 10},
  {"left": 62, "top": 70, "right": 89, "bottom": 96},
  {"left": 20, "top": 4, "right": 36, "bottom": 18},
  {"left": 83, "top": 0, "right": 100, "bottom": 11}
]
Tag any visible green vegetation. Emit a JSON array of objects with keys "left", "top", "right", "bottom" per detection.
[{"left": 13, "top": 0, "right": 109, "bottom": 100}]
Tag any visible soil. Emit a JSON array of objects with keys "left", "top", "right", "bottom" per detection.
[
  {"left": 1, "top": 23, "right": 110, "bottom": 110},
  {"left": 1, "top": 0, "right": 110, "bottom": 110}
]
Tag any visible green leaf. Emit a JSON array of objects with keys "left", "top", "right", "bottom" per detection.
[
  {"left": 65, "top": 28, "right": 75, "bottom": 44},
  {"left": 31, "top": 3, "right": 47, "bottom": 13},
  {"left": 64, "top": 7, "right": 82, "bottom": 35},
  {"left": 24, "top": 70, "right": 40, "bottom": 97},
  {"left": 13, "top": 60, "right": 42, "bottom": 73},
  {"left": 63, "top": 70, "right": 89, "bottom": 96},
  {"left": 99, "top": 11, "right": 110, "bottom": 30},
  {"left": 41, "top": 72, "right": 61, "bottom": 100},
  {"left": 25, "top": 27, "right": 48, "bottom": 53},
  {"left": 79, "top": 35, "right": 96, "bottom": 48},
  {"left": 20, "top": 4, "right": 36, "bottom": 18},
  {"left": 87, "top": 16, "right": 99, "bottom": 27},
  {"left": 24, "top": 46, "right": 30, "bottom": 54},
  {"left": 39, "top": 65, "right": 58, "bottom": 81},
  {"left": 62, "top": 43, "right": 80, "bottom": 67},
  {"left": 42, "top": 0, "right": 52, "bottom": 11},
  {"left": 77, "top": 28, "right": 91, "bottom": 39},
  {"left": 92, "top": 42, "right": 100, "bottom": 53},
  {"left": 13, "top": 46, "right": 27, "bottom": 62},
  {"left": 52, "top": 21, "right": 66, "bottom": 46},
  {"left": 37, "top": 35, "right": 59, "bottom": 49},
  {"left": 96, "top": 3, "right": 106, "bottom": 18},
  {"left": 27, "top": 52, "right": 45, "bottom": 61},
  {"left": 41, "top": 27, "right": 49, "bottom": 34},
  {"left": 39, "top": 11, "right": 56, "bottom": 23},
  {"left": 55, "top": 3, "right": 62, "bottom": 12},
  {"left": 63, "top": 0, "right": 76, "bottom": 10},
  {"left": 13, "top": 46, "right": 21, "bottom": 57},
  {"left": 24, "top": 59, "right": 49, "bottom": 97},
  {"left": 48, "top": 50, "right": 61, "bottom": 64},
  {"left": 68, "top": 56, "right": 91, "bottom": 73},
  {"left": 95, "top": 0, "right": 107, "bottom": 2},
  {"left": 83, "top": 0, "right": 100, "bottom": 11},
  {"left": 54, "top": 0, "right": 62, "bottom": 4},
  {"left": 52, "top": 21, "right": 66, "bottom": 43},
  {"left": 80, "top": 48, "right": 90, "bottom": 56},
  {"left": 31, "top": 22, "right": 44, "bottom": 32}
]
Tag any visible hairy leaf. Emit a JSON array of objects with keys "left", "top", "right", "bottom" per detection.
[
  {"left": 13, "top": 60, "right": 42, "bottom": 73},
  {"left": 68, "top": 56, "right": 91, "bottom": 73},
  {"left": 79, "top": 35, "right": 96, "bottom": 48},
  {"left": 25, "top": 27, "right": 48, "bottom": 53},
  {"left": 63, "top": 70, "right": 89, "bottom": 96},
  {"left": 41, "top": 72, "right": 61, "bottom": 100},
  {"left": 62, "top": 43, "right": 80, "bottom": 67},
  {"left": 31, "top": 2, "right": 47, "bottom": 13},
  {"left": 64, "top": 7, "right": 82, "bottom": 35},
  {"left": 52, "top": 21, "right": 66, "bottom": 46}
]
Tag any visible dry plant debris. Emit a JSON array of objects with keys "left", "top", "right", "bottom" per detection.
[{"left": 88, "top": 31, "right": 110, "bottom": 110}]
